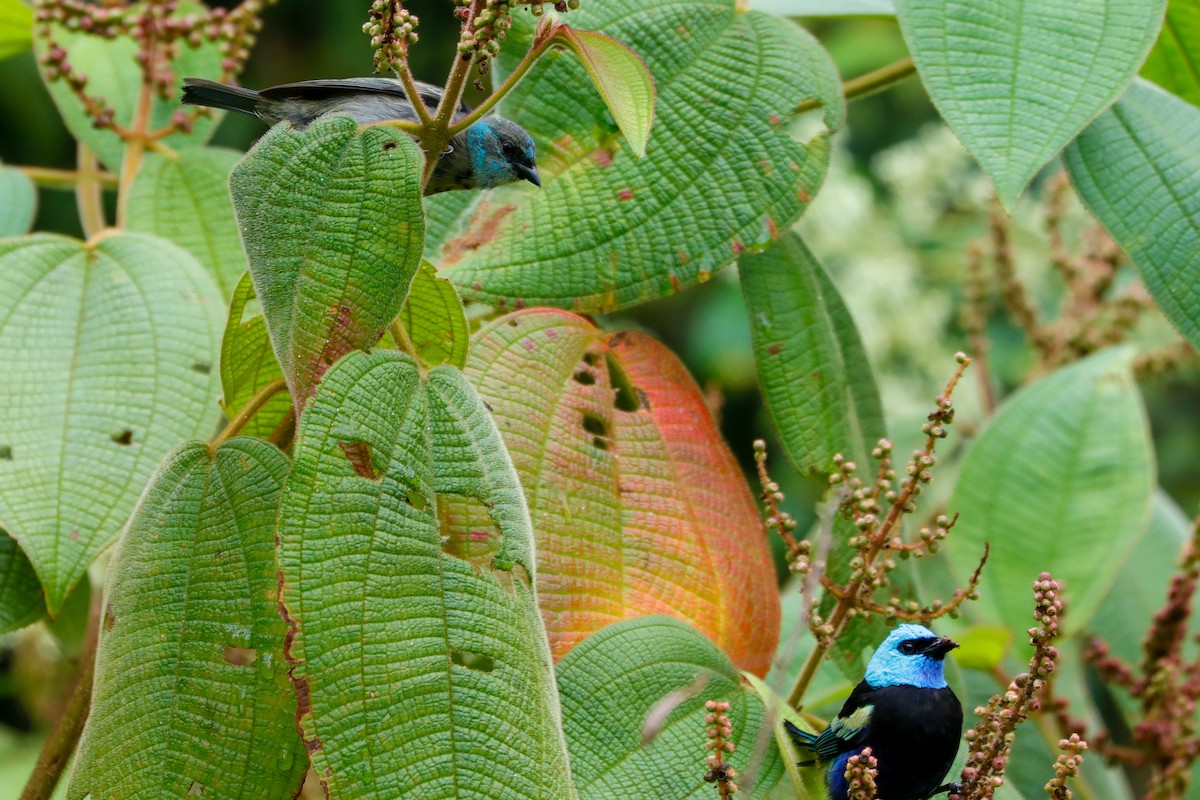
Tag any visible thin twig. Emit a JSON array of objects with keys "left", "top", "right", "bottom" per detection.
[
  {"left": 74, "top": 144, "right": 106, "bottom": 238},
  {"left": 210, "top": 376, "right": 289, "bottom": 451},
  {"left": 18, "top": 164, "right": 119, "bottom": 191},
  {"left": 794, "top": 56, "right": 916, "bottom": 115}
]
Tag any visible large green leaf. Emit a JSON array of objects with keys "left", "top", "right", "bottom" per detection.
[
  {"left": 33, "top": 2, "right": 223, "bottom": 171},
  {"left": 230, "top": 116, "right": 425, "bottom": 408},
  {"left": 277, "top": 350, "right": 574, "bottom": 799},
  {"left": 0, "top": 0, "right": 32, "bottom": 62},
  {"left": 219, "top": 272, "right": 291, "bottom": 440},
  {"left": 427, "top": 0, "right": 844, "bottom": 313},
  {"left": 68, "top": 439, "right": 306, "bottom": 799},
  {"left": 126, "top": 147, "right": 245, "bottom": 298},
  {"left": 946, "top": 348, "right": 1154, "bottom": 637},
  {"left": 398, "top": 261, "right": 469, "bottom": 369},
  {"left": 464, "top": 309, "right": 781, "bottom": 676},
  {"left": 1142, "top": 0, "right": 1200, "bottom": 106},
  {"left": 896, "top": 0, "right": 1166, "bottom": 209},
  {"left": 0, "top": 164, "right": 36, "bottom": 236},
  {"left": 557, "top": 616, "right": 783, "bottom": 799},
  {"left": 0, "top": 530, "right": 43, "bottom": 634},
  {"left": 1064, "top": 79, "right": 1200, "bottom": 352},
  {"left": 740, "top": 232, "right": 885, "bottom": 474},
  {"left": 0, "top": 232, "right": 224, "bottom": 613}
]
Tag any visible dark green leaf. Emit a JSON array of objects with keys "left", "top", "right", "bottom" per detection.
[
  {"left": 398, "top": 261, "right": 469, "bottom": 369},
  {"left": 0, "top": 530, "right": 43, "bottom": 634}
]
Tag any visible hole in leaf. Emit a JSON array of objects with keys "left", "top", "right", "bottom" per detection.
[
  {"left": 605, "top": 354, "right": 640, "bottom": 411},
  {"left": 582, "top": 352, "right": 600, "bottom": 367},
  {"left": 450, "top": 647, "right": 495, "bottom": 672},
  {"left": 338, "top": 441, "right": 381, "bottom": 481},
  {"left": 191, "top": 362, "right": 211, "bottom": 375},
  {"left": 593, "top": 437, "right": 609, "bottom": 451},
  {"left": 405, "top": 488, "right": 428, "bottom": 511},
  {"left": 382, "top": 140, "right": 397, "bottom": 151},
  {"left": 439, "top": 494, "right": 499, "bottom": 568},
  {"left": 581, "top": 413, "right": 608, "bottom": 437},
  {"left": 0, "top": 446, "right": 11, "bottom": 461},
  {"left": 111, "top": 429, "right": 134, "bottom": 446},
  {"left": 572, "top": 370, "right": 596, "bottom": 386},
  {"left": 187, "top": 780, "right": 205, "bottom": 797},
  {"left": 223, "top": 646, "right": 258, "bottom": 666}
]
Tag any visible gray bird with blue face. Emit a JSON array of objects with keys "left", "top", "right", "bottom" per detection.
[{"left": 181, "top": 77, "right": 540, "bottom": 195}]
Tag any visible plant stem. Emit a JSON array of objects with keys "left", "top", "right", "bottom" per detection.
[
  {"left": 19, "top": 591, "right": 101, "bottom": 800},
  {"left": 115, "top": 72, "right": 156, "bottom": 228},
  {"left": 19, "top": 164, "right": 119, "bottom": 191},
  {"left": 74, "top": 144, "right": 106, "bottom": 239},
  {"left": 397, "top": 63, "right": 435, "bottom": 127},
  {"left": 210, "top": 376, "right": 289, "bottom": 451},
  {"left": 447, "top": 34, "right": 557, "bottom": 136},
  {"left": 421, "top": 0, "right": 487, "bottom": 188},
  {"left": 794, "top": 56, "right": 917, "bottom": 115},
  {"left": 389, "top": 317, "right": 420, "bottom": 363}
]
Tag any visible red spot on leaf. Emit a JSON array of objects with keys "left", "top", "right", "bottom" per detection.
[
  {"left": 514, "top": 297, "right": 525, "bottom": 310},
  {"left": 522, "top": 339, "right": 537, "bottom": 352},
  {"left": 768, "top": 343, "right": 782, "bottom": 355},
  {"left": 677, "top": 251, "right": 689, "bottom": 265},
  {"left": 442, "top": 203, "right": 517, "bottom": 266},
  {"left": 769, "top": 114, "right": 781, "bottom": 126},
  {"left": 546, "top": 328, "right": 559, "bottom": 339},
  {"left": 69, "top": 529, "right": 79, "bottom": 540},
  {"left": 338, "top": 441, "right": 380, "bottom": 481},
  {"left": 797, "top": 189, "right": 811, "bottom": 202},
  {"left": 618, "top": 189, "right": 634, "bottom": 201},
  {"left": 469, "top": 530, "right": 489, "bottom": 542},
  {"left": 732, "top": 241, "right": 745, "bottom": 255},
  {"left": 592, "top": 148, "right": 614, "bottom": 167},
  {"left": 766, "top": 217, "right": 778, "bottom": 238},
  {"left": 554, "top": 133, "right": 575, "bottom": 152}
]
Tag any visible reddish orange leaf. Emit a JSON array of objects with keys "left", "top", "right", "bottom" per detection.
[{"left": 464, "top": 309, "right": 780, "bottom": 676}]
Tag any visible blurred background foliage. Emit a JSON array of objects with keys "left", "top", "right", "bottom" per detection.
[{"left": 1, "top": 2, "right": 1197, "bottom": 794}]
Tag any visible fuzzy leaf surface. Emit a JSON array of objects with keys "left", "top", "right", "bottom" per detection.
[
  {"left": 464, "top": 309, "right": 780, "bottom": 675},
  {"left": 219, "top": 272, "right": 290, "bottom": 439},
  {"left": 127, "top": 147, "right": 245, "bottom": 297},
  {"left": 0, "top": 233, "right": 223, "bottom": 612},
  {"left": 427, "top": 0, "right": 843, "bottom": 312},
  {"left": 398, "top": 261, "right": 469, "bottom": 369},
  {"left": 230, "top": 116, "right": 424, "bottom": 409},
  {"left": 1142, "top": 0, "right": 1200, "bottom": 106},
  {"left": 947, "top": 348, "right": 1154, "bottom": 636},
  {"left": 558, "top": 616, "right": 783, "bottom": 799},
  {"left": 0, "top": 164, "right": 36, "bottom": 236},
  {"left": 1065, "top": 79, "right": 1200, "bottom": 351},
  {"left": 277, "top": 351, "right": 574, "bottom": 800},
  {"left": 896, "top": 0, "right": 1166, "bottom": 209},
  {"left": 67, "top": 439, "right": 306, "bottom": 800},
  {"left": 740, "top": 232, "right": 885, "bottom": 473},
  {"left": 0, "top": 531, "right": 43, "bottom": 634}
]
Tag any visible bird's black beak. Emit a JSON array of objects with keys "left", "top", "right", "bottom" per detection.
[
  {"left": 925, "top": 636, "right": 959, "bottom": 660},
  {"left": 515, "top": 162, "right": 541, "bottom": 187}
]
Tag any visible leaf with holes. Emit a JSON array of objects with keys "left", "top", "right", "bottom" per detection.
[
  {"left": 0, "top": 233, "right": 223, "bottom": 613},
  {"left": 1065, "top": 79, "right": 1200, "bottom": 352},
  {"left": 946, "top": 348, "right": 1154, "bottom": 637},
  {"left": 740, "top": 232, "right": 885, "bottom": 473},
  {"left": 1142, "top": 0, "right": 1200, "bottom": 106},
  {"left": 0, "top": 530, "right": 43, "bottom": 634},
  {"left": 219, "top": 272, "right": 291, "bottom": 440},
  {"left": 0, "top": 163, "right": 36, "bottom": 236},
  {"left": 126, "top": 147, "right": 245, "bottom": 297},
  {"left": 33, "top": 1, "right": 223, "bottom": 171},
  {"left": 558, "top": 616, "right": 783, "bottom": 799},
  {"left": 277, "top": 350, "right": 574, "bottom": 800},
  {"left": 231, "top": 116, "right": 424, "bottom": 409},
  {"left": 896, "top": 0, "right": 1166, "bottom": 209},
  {"left": 398, "top": 261, "right": 469, "bottom": 369},
  {"left": 426, "top": 0, "right": 843, "bottom": 313},
  {"left": 0, "top": 0, "right": 31, "bottom": 62},
  {"left": 67, "top": 439, "right": 307, "bottom": 800},
  {"left": 463, "top": 309, "right": 779, "bottom": 676}
]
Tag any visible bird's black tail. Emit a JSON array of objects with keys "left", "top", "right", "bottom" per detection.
[
  {"left": 783, "top": 720, "right": 820, "bottom": 767},
  {"left": 181, "top": 78, "right": 261, "bottom": 116}
]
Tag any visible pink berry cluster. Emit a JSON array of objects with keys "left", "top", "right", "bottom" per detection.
[
  {"left": 1044, "top": 734, "right": 1087, "bottom": 799},
  {"left": 844, "top": 747, "right": 879, "bottom": 800},
  {"left": 703, "top": 700, "right": 738, "bottom": 797}
]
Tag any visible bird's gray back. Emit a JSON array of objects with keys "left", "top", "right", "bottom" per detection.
[{"left": 255, "top": 78, "right": 470, "bottom": 128}]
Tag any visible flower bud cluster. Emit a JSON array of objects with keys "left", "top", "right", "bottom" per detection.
[
  {"left": 844, "top": 747, "right": 878, "bottom": 800},
  {"left": 1044, "top": 734, "right": 1086, "bottom": 799},
  {"left": 703, "top": 700, "right": 738, "bottom": 797},
  {"left": 365, "top": 0, "right": 419, "bottom": 75}
]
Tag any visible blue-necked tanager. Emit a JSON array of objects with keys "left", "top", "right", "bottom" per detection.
[
  {"left": 181, "top": 77, "right": 540, "bottom": 195},
  {"left": 786, "top": 624, "right": 963, "bottom": 800}
]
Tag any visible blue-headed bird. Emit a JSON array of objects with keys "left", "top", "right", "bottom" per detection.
[
  {"left": 786, "top": 624, "right": 963, "bottom": 800},
  {"left": 181, "top": 77, "right": 540, "bottom": 195}
]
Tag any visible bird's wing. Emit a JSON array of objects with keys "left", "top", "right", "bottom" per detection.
[
  {"left": 795, "top": 681, "right": 876, "bottom": 761},
  {"left": 258, "top": 78, "right": 472, "bottom": 117}
]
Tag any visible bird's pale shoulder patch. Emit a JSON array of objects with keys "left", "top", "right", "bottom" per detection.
[{"left": 833, "top": 704, "right": 873, "bottom": 736}]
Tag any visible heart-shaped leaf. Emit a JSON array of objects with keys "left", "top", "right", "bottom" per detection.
[
  {"left": 0, "top": 232, "right": 224, "bottom": 613},
  {"left": 464, "top": 309, "right": 780, "bottom": 676},
  {"left": 230, "top": 116, "right": 425, "bottom": 409},
  {"left": 1064, "top": 79, "right": 1200, "bottom": 352},
  {"left": 427, "top": 0, "right": 844, "bottom": 312},
  {"left": 68, "top": 439, "right": 307, "bottom": 800},
  {"left": 1142, "top": 0, "right": 1200, "bottom": 106},
  {"left": 896, "top": 0, "right": 1166, "bottom": 209},
  {"left": 277, "top": 350, "right": 574, "bottom": 799}
]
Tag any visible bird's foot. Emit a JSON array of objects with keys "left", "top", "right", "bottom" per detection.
[{"left": 929, "top": 782, "right": 962, "bottom": 798}]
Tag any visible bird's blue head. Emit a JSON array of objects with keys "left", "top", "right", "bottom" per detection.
[
  {"left": 863, "top": 623, "right": 958, "bottom": 690},
  {"left": 465, "top": 117, "right": 540, "bottom": 190}
]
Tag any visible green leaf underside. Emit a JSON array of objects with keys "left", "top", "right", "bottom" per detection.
[
  {"left": 739, "top": 232, "right": 885, "bottom": 474},
  {"left": 68, "top": 439, "right": 307, "bottom": 800},
  {"left": 34, "top": 1, "right": 222, "bottom": 171},
  {"left": 219, "top": 272, "right": 291, "bottom": 439},
  {"left": 427, "top": 0, "right": 843, "bottom": 313},
  {"left": 946, "top": 348, "right": 1154, "bottom": 637},
  {"left": 0, "top": 0, "right": 33, "bottom": 62},
  {"left": 741, "top": 672, "right": 825, "bottom": 800},
  {"left": 399, "top": 261, "right": 470, "bottom": 369},
  {"left": 0, "top": 530, "right": 44, "bottom": 634},
  {"left": 1065, "top": 79, "right": 1200, "bottom": 352},
  {"left": 0, "top": 165, "right": 37, "bottom": 236},
  {"left": 896, "top": 0, "right": 1166, "bottom": 209},
  {"left": 557, "top": 616, "right": 783, "bottom": 799},
  {"left": 555, "top": 27, "right": 656, "bottom": 158},
  {"left": 277, "top": 351, "right": 574, "bottom": 800},
  {"left": 230, "top": 116, "right": 425, "bottom": 408},
  {"left": 0, "top": 233, "right": 223, "bottom": 613},
  {"left": 1142, "top": 0, "right": 1200, "bottom": 106},
  {"left": 126, "top": 147, "right": 246, "bottom": 298}
]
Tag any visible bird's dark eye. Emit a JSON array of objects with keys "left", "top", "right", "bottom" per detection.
[
  {"left": 501, "top": 141, "right": 518, "bottom": 158},
  {"left": 898, "top": 641, "right": 919, "bottom": 655}
]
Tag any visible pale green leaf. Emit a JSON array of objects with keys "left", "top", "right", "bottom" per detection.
[
  {"left": 0, "top": 529, "right": 43, "bottom": 634},
  {"left": 1142, "top": 0, "right": 1200, "bottom": 106},
  {"left": 750, "top": 0, "right": 895, "bottom": 14},
  {"left": 277, "top": 350, "right": 574, "bottom": 800},
  {"left": 126, "top": 147, "right": 245, "bottom": 297},
  {"left": 0, "top": 165, "right": 36, "bottom": 236},
  {"left": 219, "top": 272, "right": 290, "bottom": 440},
  {"left": 557, "top": 616, "right": 783, "bottom": 799},
  {"left": 68, "top": 439, "right": 307, "bottom": 800},
  {"left": 896, "top": 0, "right": 1167, "bottom": 209},
  {"left": 1064, "top": 79, "right": 1200, "bottom": 352},
  {"left": 740, "top": 232, "right": 885, "bottom": 473},
  {"left": 230, "top": 116, "right": 425, "bottom": 407},
  {"left": 946, "top": 348, "right": 1154, "bottom": 636},
  {"left": 742, "top": 672, "right": 825, "bottom": 800},
  {"left": 428, "top": 0, "right": 844, "bottom": 313},
  {"left": 0, "top": 0, "right": 32, "bottom": 62},
  {"left": 398, "top": 261, "right": 469, "bottom": 369},
  {"left": 953, "top": 625, "right": 1012, "bottom": 672},
  {"left": 0, "top": 232, "right": 224, "bottom": 613}
]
